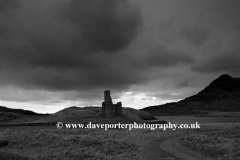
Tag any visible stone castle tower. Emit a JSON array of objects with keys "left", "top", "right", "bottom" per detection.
[{"left": 102, "top": 90, "right": 122, "bottom": 118}]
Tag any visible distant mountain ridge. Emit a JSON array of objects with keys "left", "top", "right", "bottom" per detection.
[
  {"left": 142, "top": 74, "right": 240, "bottom": 115},
  {"left": 0, "top": 106, "right": 47, "bottom": 116}
]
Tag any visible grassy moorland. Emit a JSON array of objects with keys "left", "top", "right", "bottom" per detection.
[
  {"left": 180, "top": 126, "right": 240, "bottom": 160},
  {"left": 1, "top": 116, "right": 240, "bottom": 159},
  {"left": 0, "top": 126, "right": 240, "bottom": 159},
  {"left": 0, "top": 126, "right": 193, "bottom": 160}
]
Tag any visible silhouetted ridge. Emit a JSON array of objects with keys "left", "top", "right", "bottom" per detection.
[
  {"left": 216, "top": 74, "right": 232, "bottom": 80},
  {"left": 207, "top": 74, "right": 233, "bottom": 88},
  {"left": 198, "top": 74, "right": 240, "bottom": 95},
  {"left": 0, "top": 106, "right": 46, "bottom": 116},
  {"left": 142, "top": 74, "right": 240, "bottom": 115}
]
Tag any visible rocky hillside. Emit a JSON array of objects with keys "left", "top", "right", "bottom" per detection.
[{"left": 142, "top": 74, "right": 240, "bottom": 115}]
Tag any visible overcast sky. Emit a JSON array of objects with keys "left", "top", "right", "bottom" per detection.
[{"left": 0, "top": 0, "right": 240, "bottom": 113}]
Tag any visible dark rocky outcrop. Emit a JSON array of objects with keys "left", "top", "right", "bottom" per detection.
[{"left": 142, "top": 74, "right": 240, "bottom": 115}]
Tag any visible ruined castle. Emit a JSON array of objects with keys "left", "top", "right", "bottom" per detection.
[{"left": 102, "top": 90, "right": 122, "bottom": 118}]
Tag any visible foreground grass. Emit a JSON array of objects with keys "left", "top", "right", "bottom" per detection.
[
  {"left": 179, "top": 126, "right": 240, "bottom": 160},
  {"left": 0, "top": 127, "right": 180, "bottom": 160},
  {"left": 0, "top": 125, "right": 220, "bottom": 160},
  {"left": 0, "top": 151, "right": 32, "bottom": 160}
]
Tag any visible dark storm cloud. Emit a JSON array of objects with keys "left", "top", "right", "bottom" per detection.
[
  {"left": 189, "top": 0, "right": 240, "bottom": 76},
  {"left": 175, "top": 78, "right": 193, "bottom": 89},
  {"left": 181, "top": 27, "right": 211, "bottom": 47},
  {"left": 0, "top": 0, "right": 143, "bottom": 93},
  {"left": 143, "top": 45, "right": 195, "bottom": 68},
  {"left": 0, "top": 53, "right": 147, "bottom": 92},
  {"left": 192, "top": 52, "right": 240, "bottom": 74},
  {"left": 0, "top": 0, "right": 19, "bottom": 11},
  {"left": 202, "top": 0, "right": 240, "bottom": 31},
  {"left": 0, "top": 0, "right": 20, "bottom": 38},
  {"left": 63, "top": 0, "right": 142, "bottom": 53},
  {"left": 0, "top": 0, "right": 142, "bottom": 69}
]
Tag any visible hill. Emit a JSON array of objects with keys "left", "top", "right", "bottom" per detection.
[
  {"left": 0, "top": 106, "right": 156, "bottom": 125},
  {"left": 0, "top": 106, "right": 47, "bottom": 116},
  {"left": 142, "top": 74, "right": 240, "bottom": 116},
  {"left": 34, "top": 106, "right": 156, "bottom": 124},
  {"left": 0, "top": 106, "right": 49, "bottom": 125}
]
